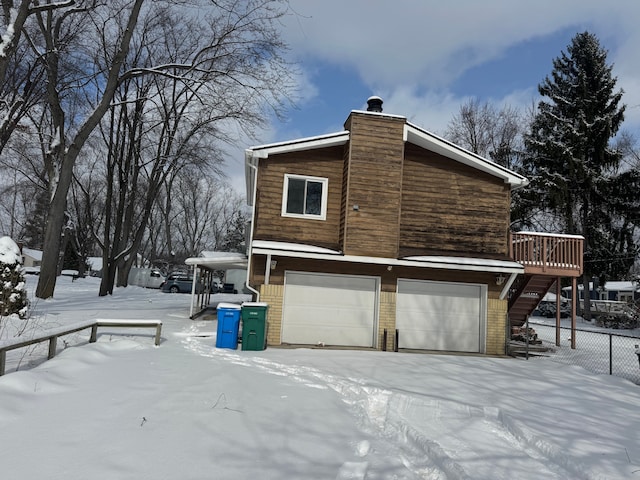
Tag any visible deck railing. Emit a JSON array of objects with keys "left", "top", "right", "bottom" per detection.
[
  {"left": 0, "top": 319, "right": 162, "bottom": 376},
  {"left": 510, "top": 231, "right": 584, "bottom": 277}
]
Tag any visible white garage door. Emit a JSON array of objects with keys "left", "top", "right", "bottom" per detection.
[
  {"left": 396, "top": 279, "right": 485, "bottom": 353},
  {"left": 282, "top": 272, "right": 378, "bottom": 347}
]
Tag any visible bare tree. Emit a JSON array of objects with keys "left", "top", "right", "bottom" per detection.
[
  {"left": 445, "top": 97, "right": 524, "bottom": 171},
  {"left": 0, "top": 1, "right": 77, "bottom": 156},
  {"left": 34, "top": 0, "right": 144, "bottom": 298},
  {"left": 91, "top": 0, "right": 293, "bottom": 295},
  {"left": 2, "top": 1, "right": 293, "bottom": 298}
]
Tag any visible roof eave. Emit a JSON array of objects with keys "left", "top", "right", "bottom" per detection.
[
  {"left": 244, "top": 131, "right": 350, "bottom": 206},
  {"left": 404, "top": 123, "right": 529, "bottom": 189},
  {"left": 251, "top": 244, "right": 524, "bottom": 274}
]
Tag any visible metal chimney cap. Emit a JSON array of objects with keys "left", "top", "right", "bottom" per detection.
[{"left": 366, "top": 96, "right": 383, "bottom": 112}]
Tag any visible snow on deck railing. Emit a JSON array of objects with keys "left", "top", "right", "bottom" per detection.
[{"left": 510, "top": 231, "right": 584, "bottom": 275}]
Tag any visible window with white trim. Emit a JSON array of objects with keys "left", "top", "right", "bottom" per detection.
[{"left": 282, "top": 174, "right": 328, "bottom": 220}]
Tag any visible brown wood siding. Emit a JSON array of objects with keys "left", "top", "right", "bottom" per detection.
[
  {"left": 400, "top": 143, "right": 511, "bottom": 258},
  {"left": 253, "top": 146, "right": 344, "bottom": 250},
  {"left": 343, "top": 113, "right": 405, "bottom": 258}
]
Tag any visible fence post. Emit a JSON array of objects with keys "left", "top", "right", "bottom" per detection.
[
  {"left": 154, "top": 323, "right": 162, "bottom": 346},
  {"left": 525, "top": 315, "right": 530, "bottom": 360},
  {"left": 48, "top": 336, "right": 57, "bottom": 360},
  {"left": 609, "top": 334, "right": 613, "bottom": 376},
  {"left": 90, "top": 324, "right": 98, "bottom": 343},
  {"left": 0, "top": 350, "right": 5, "bottom": 376}
]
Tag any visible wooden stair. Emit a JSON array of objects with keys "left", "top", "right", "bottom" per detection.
[
  {"left": 508, "top": 275, "right": 556, "bottom": 327},
  {"left": 508, "top": 232, "right": 585, "bottom": 328}
]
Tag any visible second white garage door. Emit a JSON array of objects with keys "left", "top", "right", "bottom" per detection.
[
  {"left": 282, "top": 272, "right": 379, "bottom": 347},
  {"left": 396, "top": 279, "right": 486, "bottom": 353}
]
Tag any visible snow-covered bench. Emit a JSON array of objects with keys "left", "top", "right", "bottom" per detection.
[{"left": 0, "top": 319, "right": 162, "bottom": 376}]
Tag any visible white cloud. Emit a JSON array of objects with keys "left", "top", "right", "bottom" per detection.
[
  {"left": 280, "top": 0, "right": 640, "bottom": 143},
  {"left": 284, "top": 1, "right": 637, "bottom": 89},
  {"left": 224, "top": 0, "right": 640, "bottom": 197}
]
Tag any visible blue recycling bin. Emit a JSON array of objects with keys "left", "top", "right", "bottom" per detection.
[{"left": 216, "top": 303, "right": 241, "bottom": 349}]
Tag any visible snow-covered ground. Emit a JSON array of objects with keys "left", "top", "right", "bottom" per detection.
[
  {"left": 526, "top": 316, "right": 640, "bottom": 385},
  {"left": 1, "top": 276, "right": 640, "bottom": 479}
]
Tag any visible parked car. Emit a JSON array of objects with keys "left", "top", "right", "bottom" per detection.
[
  {"left": 535, "top": 300, "right": 571, "bottom": 318},
  {"left": 160, "top": 273, "right": 204, "bottom": 294},
  {"left": 221, "top": 283, "right": 238, "bottom": 294}
]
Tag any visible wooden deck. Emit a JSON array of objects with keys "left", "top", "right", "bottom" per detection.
[
  {"left": 510, "top": 231, "right": 584, "bottom": 277},
  {"left": 508, "top": 232, "right": 584, "bottom": 347}
]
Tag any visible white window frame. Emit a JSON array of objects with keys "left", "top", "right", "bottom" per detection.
[{"left": 281, "top": 174, "right": 328, "bottom": 220}]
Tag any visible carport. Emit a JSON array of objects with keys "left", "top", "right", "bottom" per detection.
[{"left": 184, "top": 252, "right": 249, "bottom": 318}]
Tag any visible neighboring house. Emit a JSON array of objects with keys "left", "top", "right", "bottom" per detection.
[
  {"left": 224, "top": 268, "right": 249, "bottom": 294},
  {"left": 603, "top": 281, "right": 639, "bottom": 303},
  {"left": 563, "top": 281, "right": 639, "bottom": 303},
  {"left": 87, "top": 257, "right": 103, "bottom": 277},
  {"left": 22, "top": 247, "right": 42, "bottom": 268},
  {"left": 243, "top": 97, "right": 584, "bottom": 355}
]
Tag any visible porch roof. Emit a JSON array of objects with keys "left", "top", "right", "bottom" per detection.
[{"left": 185, "top": 252, "right": 248, "bottom": 271}]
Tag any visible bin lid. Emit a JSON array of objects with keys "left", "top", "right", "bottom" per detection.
[
  {"left": 217, "top": 302, "right": 242, "bottom": 310},
  {"left": 242, "top": 302, "right": 268, "bottom": 308}
]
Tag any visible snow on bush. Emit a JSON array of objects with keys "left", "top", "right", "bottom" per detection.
[{"left": 0, "top": 236, "right": 28, "bottom": 319}]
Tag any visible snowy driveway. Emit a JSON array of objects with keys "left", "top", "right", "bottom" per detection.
[{"left": 1, "top": 279, "right": 639, "bottom": 479}]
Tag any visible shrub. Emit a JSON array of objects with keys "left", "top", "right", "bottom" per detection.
[{"left": 0, "top": 237, "right": 29, "bottom": 319}]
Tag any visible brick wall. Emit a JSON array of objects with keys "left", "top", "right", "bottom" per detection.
[
  {"left": 486, "top": 297, "right": 508, "bottom": 355},
  {"left": 257, "top": 282, "right": 506, "bottom": 354},
  {"left": 378, "top": 291, "right": 397, "bottom": 350},
  {"left": 259, "top": 284, "right": 284, "bottom": 346}
]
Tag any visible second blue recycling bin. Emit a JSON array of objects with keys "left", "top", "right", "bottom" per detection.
[{"left": 216, "top": 303, "right": 242, "bottom": 349}]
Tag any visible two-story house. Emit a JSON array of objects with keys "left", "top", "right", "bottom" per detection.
[{"left": 244, "top": 97, "right": 582, "bottom": 355}]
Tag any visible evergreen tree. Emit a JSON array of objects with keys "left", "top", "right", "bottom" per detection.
[
  {"left": 21, "top": 188, "right": 49, "bottom": 249},
  {"left": 219, "top": 210, "right": 249, "bottom": 254},
  {"left": 523, "top": 31, "right": 634, "bottom": 317},
  {"left": 0, "top": 237, "right": 29, "bottom": 319}
]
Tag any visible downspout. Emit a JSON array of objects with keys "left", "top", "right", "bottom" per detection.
[{"left": 245, "top": 152, "right": 260, "bottom": 301}]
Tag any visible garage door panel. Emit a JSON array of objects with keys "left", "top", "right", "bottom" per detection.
[
  {"left": 282, "top": 273, "right": 378, "bottom": 347},
  {"left": 397, "top": 279, "right": 484, "bottom": 353}
]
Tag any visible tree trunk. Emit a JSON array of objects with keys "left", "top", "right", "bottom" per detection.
[
  {"left": 581, "top": 271, "right": 592, "bottom": 321},
  {"left": 581, "top": 193, "right": 592, "bottom": 322},
  {"left": 35, "top": 0, "right": 144, "bottom": 299},
  {"left": 35, "top": 159, "right": 73, "bottom": 298}
]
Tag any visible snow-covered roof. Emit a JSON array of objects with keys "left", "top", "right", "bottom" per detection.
[
  {"left": 604, "top": 281, "right": 638, "bottom": 292},
  {"left": 185, "top": 252, "right": 248, "bottom": 271},
  {"left": 0, "top": 236, "right": 22, "bottom": 265},
  {"left": 245, "top": 131, "right": 350, "bottom": 204},
  {"left": 542, "top": 292, "right": 569, "bottom": 303},
  {"left": 251, "top": 240, "right": 341, "bottom": 255},
  {"left": 402, "top": 255, "right": 524, "bottom": 273},
  {"left": 403, "top": 123, "right": 528, "bottom": 189},
  {"left": 562, "top": 281, "right": 638, "bottom": 292},
  {"left": 244, "top": 112, "right": 529, "bottom": 203},
  {"left": 22, "top": 247, "right": 42, "bottom": 261},
  {"left": 87, "top": 257, "right": 103, "bottom": 271},
  {"left": 250, "top": 241, "right": 524, "bottom": 274},
  {"left": 200, "top": 251, "right": 249, "bottom": 260}
]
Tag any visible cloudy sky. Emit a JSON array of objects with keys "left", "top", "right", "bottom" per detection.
[{"left": 226, "top": 0, "right": 640, "bottom": 191}]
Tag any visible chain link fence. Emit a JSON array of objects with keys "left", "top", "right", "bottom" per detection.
[{"left": 523, "top": 319, "right": 640, "bottom": 385}]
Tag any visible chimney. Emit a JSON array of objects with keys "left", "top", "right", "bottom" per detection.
[{"left": 366, "top": 96, "right": 383, "bottom": 113}]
